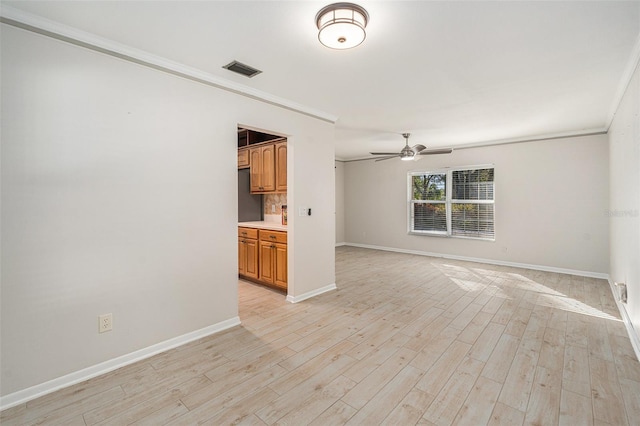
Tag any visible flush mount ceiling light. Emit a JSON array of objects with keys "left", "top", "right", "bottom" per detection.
[{"left": 316, "top": 2, "right": 369, "bottom": 50}]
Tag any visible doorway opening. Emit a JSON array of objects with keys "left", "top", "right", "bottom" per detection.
[{"left": 236, "top": 126, "right": 289, "bottom": 305}]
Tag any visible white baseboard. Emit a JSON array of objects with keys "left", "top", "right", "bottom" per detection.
[
  {"left": 287, "top": 283, "right": 337, "bottom": 303},
  {"left": 335, "top": 242, "right": 346, "bottom": 247},
  {"left": 608, "top": 279, "right": 640, "bottom": 362},
  {"left": 343, "top": 242, "right": 609, "bottom": 280},
  {"left": 0, "top": 316, "right": 241, "bottom": 411}
]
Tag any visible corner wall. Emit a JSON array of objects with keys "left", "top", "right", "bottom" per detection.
[
  {"left": 344, "top": 134, "right": 609, "bottom": 276},
  {"left": 609, "top": 58, "right": 640, "bottom": 348},
  {"left": 0, "top": 23, "right": 335, "bottom": 401}
]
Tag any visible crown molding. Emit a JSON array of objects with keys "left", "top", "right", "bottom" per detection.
[
  {"left": 0, "top": 5, "right": 338, "bottom": 124},
  {"left": 449, "top": 128, "right": 608, "bottom": 151},
  {"left": 337, "top": 128, "right": 608, "bottom": 162}
]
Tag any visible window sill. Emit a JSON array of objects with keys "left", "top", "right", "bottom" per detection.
[
  {"left": 408, "top": 231, "right": 448, "bottom": 238},
  {"left": 409, "top": 231, "right": 495, "bottom": 242}
]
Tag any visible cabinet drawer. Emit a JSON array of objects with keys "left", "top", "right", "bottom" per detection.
[
  {"left": 238, "top": 227, "right": 258, "bottom": 239},
  {"left": 259, "top": 230, "right": 287, "bottom": 244}
]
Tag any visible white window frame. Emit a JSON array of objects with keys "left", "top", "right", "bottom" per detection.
[
  {"left": 408, "top": 171, "right": 448, "bottom": 236},
  {"left": 408, "top": 164, "right": 495, "bottom": 241}
]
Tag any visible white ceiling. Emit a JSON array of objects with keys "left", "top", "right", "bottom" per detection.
[{"left": 4, "top": 1, "right": 640, "bottom": 159}]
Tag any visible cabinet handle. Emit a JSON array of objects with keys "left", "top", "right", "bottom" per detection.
[
  {"left": 269, "top": 235, "right": 276, "bottom": 239},
  {"left": 271, "top": 245, "right": 276, "bottom": 249}
]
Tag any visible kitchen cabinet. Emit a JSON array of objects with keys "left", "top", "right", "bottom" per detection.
[
  {"left": 238, "top": 227, "right": 258, "bottom": 280},
  {"left": 250, "top": 144, "right": 276, "bottom": 193},
  {"left": 237, "top": 147, "right": 250, "bottom": 169},
  {"left": 273, "top": 243, "right": 288, "bottom": 289},
  {"left": 238, "top": 226, "right": 287, "bottom": 291},
  {"left": 259, "top": 230, "right": 287, "bottom": 290},
  {"left": 247, "top": 141, "right": 286, "bottom": 194},
  {"left": 275, "top": 141, "right": 287, "bottom": 192}
]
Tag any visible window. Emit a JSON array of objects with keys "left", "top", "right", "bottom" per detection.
[
  {"left": 408, "top": 166, "right": 495, "bottom": 240},
  {"left": 410, "top": 173, "right": 447, "bottom": 235}
]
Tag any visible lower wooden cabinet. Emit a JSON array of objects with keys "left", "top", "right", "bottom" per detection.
[
  {"left": 238, "top": 227, "right": 258, "bottom": 280},
  {"left": 238, "top": 227, "right": 287, "bottom": 291},
  {"left": 259, "top": 240, "right": 287, "bottom": 290},
  {"left": 273, "top": 243, "right": 288, "bottom": 289}
]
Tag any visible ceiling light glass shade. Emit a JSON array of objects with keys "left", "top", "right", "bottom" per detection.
[
  {"left": 400, "top": 154, "right": 415, "bottom": 161},
  {"left": 316, "top": 3, "right": 369, "bottom": 49}
]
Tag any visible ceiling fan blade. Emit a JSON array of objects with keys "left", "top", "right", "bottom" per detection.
[
  {"left": 370, "top": 152, "right": 400, "bottom": 156},
  {"left": 417, "top": 148, "right": 453, "bottom": 155},
  {"left": 412, "top": 144, "right": 426, "bottom": 153},
  {"left": 375, "top": 155, "right": 399, "bottom": 162}
]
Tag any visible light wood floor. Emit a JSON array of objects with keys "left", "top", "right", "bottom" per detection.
[{"left": 3, "top": 246, "right": 640, "bottom": 425}]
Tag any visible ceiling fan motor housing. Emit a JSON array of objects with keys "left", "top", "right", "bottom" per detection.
[{"left": 400, "top": 145, "right": 415, "bottom": 159}]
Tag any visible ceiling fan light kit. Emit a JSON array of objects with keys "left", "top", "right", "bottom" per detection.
[
  {"left": 370, "top": 133, "right": 453, "bottom": 161},
  {"left": 316, "top": 2, "right": 369, "bottom": 50}
]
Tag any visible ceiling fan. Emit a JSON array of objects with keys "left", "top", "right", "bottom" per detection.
[{"left": 370, "top": 133, "right": 452, "bottom": 161}]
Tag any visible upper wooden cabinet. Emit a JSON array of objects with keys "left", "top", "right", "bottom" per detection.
[
  {"left": 250, "top": 144, "right": 276, "bottom": 193},
  {"left": 237, "top": 128, "right": 286, "bottom": 194},
  {"left": 249, "top": 142, "right": 286, "bottom": 194},
  {"left": 237, "top": 147, "right": 250, "bottom": 169},
  {"left": 275, "top": 142, "right": 287, "bottom": 192}
]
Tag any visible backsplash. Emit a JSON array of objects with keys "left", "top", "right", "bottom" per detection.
[{"left": 264, "top": 193, "right": 287, "bottom": 215}]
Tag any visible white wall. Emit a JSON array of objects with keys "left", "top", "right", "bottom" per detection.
[
  {"left": 335, "top": 160, "right": 345, "bottom": 245},
  {"left": 0, "top": 24, "right": 335, "bottom": 398},
  {"left": 609, "top": 60, "right": 640, "bottom": 341},
  {"left": 344, "top": 134, "right": 609, "bottom": 275}
]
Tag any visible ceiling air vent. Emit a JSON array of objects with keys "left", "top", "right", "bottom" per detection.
[{"left": 222, "top": 60, "right": 262, "bottom": 78}]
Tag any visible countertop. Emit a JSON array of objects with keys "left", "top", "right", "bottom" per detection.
[{"left": 238, "top": 221, "right": 287, "bottom": 232}]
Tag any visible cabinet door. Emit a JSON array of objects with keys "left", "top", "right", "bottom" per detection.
[
  {"left": 273, "top": 242, "right": 287, "bottom": 289},
  {"left": 244, "top": 238, "right": 259, "bottom": 279},
  {"left": 250, "top": 148, "right": 262, "bottom": 192},
  {"left": 261, "top": 144, "right": 276, "bottom": 192},
  {"left": 238, "top": 148, "right": 250, "bottom": 169},
  {"left": 275, "top": 142, "right": 287, "bottom": 192},
  {"left": 259, "top": 241, "right": 275, "bottom": 284},
  {"left": 238, "top": 238, "right": 246, "bottom": 275}
]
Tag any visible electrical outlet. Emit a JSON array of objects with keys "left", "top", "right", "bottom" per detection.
[
  {"left": 99, "top": 313, "right": 113, "bottom": 333},
  {"left": 271, "top": 204, "right": 276, "bottom": 213},
  {"left": 615, "top": 282, "right": 627, "bottom": 303}
]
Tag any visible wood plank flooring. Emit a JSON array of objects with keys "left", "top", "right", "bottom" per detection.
[{"left": 2, "top": 246, "right": 639, "bottom": 425}]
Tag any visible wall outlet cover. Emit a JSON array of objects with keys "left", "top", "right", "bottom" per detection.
[{"left": 99, "top": 313, "right": 113, "bottom": 333}]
